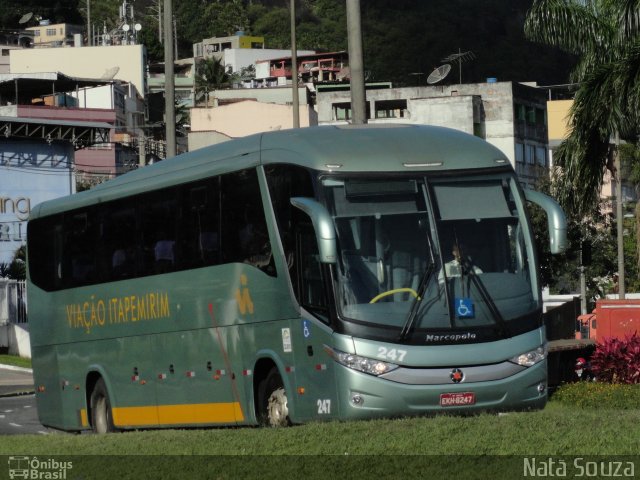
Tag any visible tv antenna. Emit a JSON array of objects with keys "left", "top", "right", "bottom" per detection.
[
  {"left": 426, "top": 64, "right": 451, "bottom": 85},
  {"left": 409, "top": 72, "right": 425, "bottom": 86},
  {"left": 18, "top": 12, "right": 34, "bottom": 25},
  {"left": 441, "top": 49, "right": 476, "bottom": 84}
]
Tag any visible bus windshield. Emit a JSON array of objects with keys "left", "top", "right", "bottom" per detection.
[{"left": 322, "top": 174, "right": 540, "bottom": 345}]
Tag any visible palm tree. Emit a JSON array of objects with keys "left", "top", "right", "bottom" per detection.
[
  {"left": 195, "top": 57, "right": 231, "bottom": 107},
  {"left": 525, "top": 0, "right": 640, "bottom": 217}
]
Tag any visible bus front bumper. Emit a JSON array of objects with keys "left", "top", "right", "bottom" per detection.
[{"left": 334, "top": 359, "right": 548, "bottom": 419}]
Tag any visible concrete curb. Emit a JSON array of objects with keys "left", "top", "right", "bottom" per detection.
[
  {"left": 0, "top": 389, "right": 35, "bottom": 398},
  {"left": 0, "top": 364, "right": 33, "bottom": 374}
]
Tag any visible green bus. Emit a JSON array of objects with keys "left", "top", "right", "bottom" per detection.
[{"left": 27, "top": 124, "right": 566, "bottom": 432}]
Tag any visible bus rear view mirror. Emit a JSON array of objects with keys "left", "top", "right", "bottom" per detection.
[
  {"left": 524, "top": 189, "right": 568, "bottom": 255},
  {"left": 290, "top": 197, "right": 337, "bottom": 263}
]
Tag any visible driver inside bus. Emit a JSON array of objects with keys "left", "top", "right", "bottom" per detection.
[{"left": 442, "top": 242, "right": 483, "bottom": 279}]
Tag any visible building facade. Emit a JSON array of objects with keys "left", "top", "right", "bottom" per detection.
[
  {"left": 316, "top": 81, "right": 550, "bottom": 188},
  {"left": 26, "top": 22, "right": 83, "bottom": 48},
  {"left": 10, "top": 44, "right": 147, "bottom": 98}
]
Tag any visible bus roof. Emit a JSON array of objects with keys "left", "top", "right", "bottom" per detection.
[{"left": 30, "top": 124, "right": 510, "bottom": 219}]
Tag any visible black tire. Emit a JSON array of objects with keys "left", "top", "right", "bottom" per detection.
[
  {"left": 258, "top": 368, "right": 290, "bottom": 427},
  {"left": 90, "top": 378, "right": 117, "bottom": 434}
]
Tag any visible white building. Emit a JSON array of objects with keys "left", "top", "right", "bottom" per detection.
[
  {"left": 316, "top": 81, "right": 550, "bottom": 188},
  {"left": 10, "top": 44, "right": 147, "bottom": 98}
]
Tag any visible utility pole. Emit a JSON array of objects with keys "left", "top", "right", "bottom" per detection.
[
  {"left": 164, "top": 0, "right": 176, "bottom": 158},
  {"left": 614, "top": 133, "right": 625, "bottom": 299},
  {"left": 86, "top": 0, "right": 91, "bottom": 46},
  {"left": 290, "top": 0, "right": 299, "bottom": 128},
  {"left": 346, "top": 0, "right": 366, "bottom": 124},
  {"left": 158, "top": 0, "right": 162, "bottom": 43}
]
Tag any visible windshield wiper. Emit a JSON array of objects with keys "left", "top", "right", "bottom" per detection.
[
  {"left": 459, "top": 257, "right": 510, "bottom": 338},
  {"left": 398, "top": 261, "right": 436, "bottom": 340}
]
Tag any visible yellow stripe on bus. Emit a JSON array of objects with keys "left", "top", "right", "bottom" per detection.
[
  {"left": 79, "top": 409, "right": 88, "bottom": 427},
  {"left": 111, "top": 402, "right": 244, "bottom": 427}
]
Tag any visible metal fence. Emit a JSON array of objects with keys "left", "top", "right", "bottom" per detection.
[{"left": 0, "top": 279, "right": 27, "bottom": 325}]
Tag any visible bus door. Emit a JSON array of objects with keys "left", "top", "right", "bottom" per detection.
[{"left": 290, "top": 225, "right": 338, "bottom": 421}]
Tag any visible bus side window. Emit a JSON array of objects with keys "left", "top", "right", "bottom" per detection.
[
  {"left": 67, "top": 211, "right": 98, "bottom": 286},
  {"left": 103, "top": 205, "right": 136, "bottom": 280},
  {"left": 265, "top": 164, "right": 316, "bottom": 281},
  {"left": 140, "top": 190, "right": 179, "bottom": 275},
  {"left": 296, "top": 227, "right": 329, "bottom": 320},
  {"left": 183, "top": 181, "right": 220, "bottom": 268},
  {"left": 221, "top": 169, "right": 275, "bottom": 276}
]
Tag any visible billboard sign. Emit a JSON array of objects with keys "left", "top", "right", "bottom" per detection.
[{"left": 0, "top": 141, "right": 74, "bottom": 264}]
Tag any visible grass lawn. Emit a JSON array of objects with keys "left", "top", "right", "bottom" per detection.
[
  {"left": 0, "top": 402, "right": 638, "bottom": 479},
  {"left": 0, "top": 354, "right": 31, "bottom": 369}
]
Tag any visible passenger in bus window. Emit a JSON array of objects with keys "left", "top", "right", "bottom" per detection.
[
  {"left": 154, "top": 233, "right": 176, "bottom": 273},
  {"left": 239, "top": 209, "right": 272, "bottom": 268},
  {"left": 112, "top": 247, "right": 134, "bottom": 278}
]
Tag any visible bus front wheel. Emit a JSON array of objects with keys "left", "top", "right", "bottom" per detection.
[
  {"left": 259, "top": 368, "right": 290, "bottom": 427},
  {"left": 90, "top": 378, "right": 117, "bottom": 434}
]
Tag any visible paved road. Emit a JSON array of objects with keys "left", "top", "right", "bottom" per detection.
[
  {"left": 0, "top": 365, "right": 58, "bottom": 435},
  {"left": 0, "top": 367, "right": 34, "bottom": 397},
  {"left": 0, "top": 394, "right": 56, "bottom": 435}
]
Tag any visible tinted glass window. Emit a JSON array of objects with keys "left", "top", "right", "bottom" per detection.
[
  {"left": 140, "top": 189, "right": 179, "bottom": 275},
  {"left": 182, "top": 179, "right": 221, "bottom": 269},
  {"left": 28, "top": 167, "right": 275, "bottom": 291},
  {"left": 221, "top": 169, "right": 275, "bottom": 276},
  {"left": 103, "top": 204, "right": 137, "bottom": 281}
]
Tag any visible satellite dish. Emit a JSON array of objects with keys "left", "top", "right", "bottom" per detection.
[
  {"left": 18, "top": 12, "right": 33, "bottom": 24},
  {"left": 101, "top": 66, "right": 120, "bottom": 80},
  {"left": 427, "top": 64, "right": 452, "bottom": 84},
  {"left": 122, "top": 24, "right": 130, "bottom": 32},
  {"left": 441, "top": 50, "right": 476, "bottom": 84},
  {"left": 134, "top": 23, "right": 142, "bottom": 32}
]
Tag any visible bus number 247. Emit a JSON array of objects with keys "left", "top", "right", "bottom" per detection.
[
  {"left": 317, "top": 399, "right": 331, "bottom": 415},
  {"left": 377, "top": 347, "right": 407, "bottom": 362}
]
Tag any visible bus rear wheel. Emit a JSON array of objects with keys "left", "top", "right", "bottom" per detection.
[
  {"left": 90, "top": 378, "right": 117, "bottom": 434},
  {"left": 259, "top": 368, "right": 290, "bottom": 427}
]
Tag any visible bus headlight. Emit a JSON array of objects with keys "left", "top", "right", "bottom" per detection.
[
  {"left": 325, "top": 347, "right": 399, "bottom": 376},
  {"left": 509, "top": 344, "right": 547, "bottom": 367}
]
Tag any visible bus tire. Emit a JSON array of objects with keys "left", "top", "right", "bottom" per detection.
[
  {"left": 259, "top": 368, "right": 290, "bottom": 427},
  {"left": 90, "top": 378, "right": 117, "bottom": 434}
]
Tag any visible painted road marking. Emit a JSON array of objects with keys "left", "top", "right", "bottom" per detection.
[{"left": 9, "top": 423, "right": 22, "bottom": 427}]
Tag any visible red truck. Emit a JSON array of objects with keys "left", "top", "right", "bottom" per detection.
[
  {"left": 546, "top": 298, "right": 640, "bottom": 385},
  {"left": 587, "top": 299, "right": 640, "bottom": 340}
]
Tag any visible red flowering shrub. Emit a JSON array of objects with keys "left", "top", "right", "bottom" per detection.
[{"left": 589, "top": 333, "right": 640, "bottom": 384}]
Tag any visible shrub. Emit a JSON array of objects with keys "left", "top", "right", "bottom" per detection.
[
  {"left": 589, "top": 333, "right": 640, "bottom": 384},
  {"left": 551, "top": 382, "right": 640, "bottom": 409}
]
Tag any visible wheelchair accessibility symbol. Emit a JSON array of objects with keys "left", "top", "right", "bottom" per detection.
[
  {"left": 455, "top": 298, "right": 475, "bottom": 318},
  {"left": 302, "top": 320, "right": 311, "bottom": 338}
]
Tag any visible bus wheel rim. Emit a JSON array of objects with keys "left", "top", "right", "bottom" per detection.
[{"left": 267, "top": 388, "right": 288, "bottom": 427}]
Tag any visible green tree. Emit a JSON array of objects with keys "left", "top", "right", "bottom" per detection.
[
  {"left": 0, "top": 245, "right": 26, "bottom": 280},
  {"left": 525, "top": 0, "right": 640, "bottom": 217},
  {"left": 529, "top": 173, "right": 618, "bottom": 304},
  {"left": 0, "top": 0, "right": 84, "bottom": 28},
  {"left": 194, "top": 56, "right": 230, "bottom": 106},
  {"left": 248, "top": 4, "right": 290, "bottom": 48}
]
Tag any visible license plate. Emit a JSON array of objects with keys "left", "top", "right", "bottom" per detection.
[{"left": 439, "top": 392, "right": 476, "bottom": 407}]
